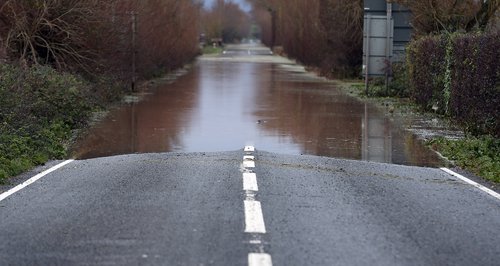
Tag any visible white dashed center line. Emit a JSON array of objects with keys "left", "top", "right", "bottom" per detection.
[
  {"left": 248, "top": 253, "right": 273, "bottom": 266},
  {"left": 243, "top": 173, "right": 259, "bottom": 191},
  {"left": 243, "top": 160, "right": 256, "bottom": 168},
  {"left": 242, "top": 146, "right": 273, "bottom": 266},
  {"left": 244, "top": 200, "right": 267, "bottom": 233}
]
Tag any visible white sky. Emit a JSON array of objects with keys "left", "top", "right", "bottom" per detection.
[{"left": 203, "top": 0, "right": 251, "bottom": 12}]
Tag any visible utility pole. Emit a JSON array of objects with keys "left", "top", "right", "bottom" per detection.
[
  {"left": 364, "top": 12, "right": 371, "bottom": 96},
  {"left": 257, "top": 0, "right": 277, "bottom": 51},
  {"left": 131, "top": 11, "right": 137, "bottom": 92},
  {"left": 385, "top": 3, "right": 392, "bottom": 95},
  {"left": 269, "top": 8, "right": 276, "bottom": 51}
]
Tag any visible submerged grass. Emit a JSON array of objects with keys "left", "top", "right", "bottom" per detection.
[{"left": 342, "top": 79, "right": 499, "bottom": 183}]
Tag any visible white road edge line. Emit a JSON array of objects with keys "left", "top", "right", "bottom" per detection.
[
  {"left": 0, "top": 160, "right": 74, "bottom": 202},
  {"left": 244, "top": 200, "right": 267, "bottom": 233},
  {"left": 248, "top": 253, "right": 273, "bottom": 266},
  {"left": 441, "top": 168, "right": 500, "bottom": 200}
]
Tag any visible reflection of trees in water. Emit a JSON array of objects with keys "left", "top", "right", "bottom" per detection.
[
  {"left": 72, "top": 68, "right": 201, "bottom": 159},
  {"left": 255, "top": 73, "right": 364, "bottom": 159},
  {"left": 254, "top": 67, "right": 443, "bottom": 166}
]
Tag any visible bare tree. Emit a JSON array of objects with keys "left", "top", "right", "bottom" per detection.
[
  {"left": 0, "top": 0, "right": 202, "bottom": 79},
  {"left": 248, "top": 0, "right": 363, "bottom": 77},
  {"left": 391, "top": 0, "right": 499, "bottom": 35},
  {"left": 0, "top": 0, "right": 111, "bottom": 72}
]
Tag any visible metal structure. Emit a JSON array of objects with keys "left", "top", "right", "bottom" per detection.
[{"left": 363, "top": 0, "right": 412, "bottom": 79}]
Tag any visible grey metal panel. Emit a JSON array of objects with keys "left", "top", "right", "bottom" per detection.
[
  {"left": 369, "top": 57, "right": 388, "bottom": 75},
  {"left": 367, "top": 38, "right": 391, "bottom": 56},
  {"left": 364, "top": 0, "right": 387, "bottom": 12},
  {"left": 393, "top": 12, "right": 412, "bottom": 27},
  {"left": 393, "top": 45, "right": 406, "bottom": 52},
  {"left": 368, "top": 18, "right": 392, "bottom": 37},
  {"left": 392, "top": 4, "right": 412, "bottom": 44},
  {"left": 363, "top": 14, "right": 394, "bottom": 76},
  {"left": 363, "top": 0, "right": 413, "bottom": 73},
  {"left": 394, "top": 28, "right": 412, "bottom": 42}
]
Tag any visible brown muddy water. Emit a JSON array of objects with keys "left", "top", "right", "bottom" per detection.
[{"left": 71, "top": 46, "right": 444, "bottom": 167}]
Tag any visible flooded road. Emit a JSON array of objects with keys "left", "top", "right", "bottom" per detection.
[{"left": 72, "top": 45, "right": 444, "bottom": 167}]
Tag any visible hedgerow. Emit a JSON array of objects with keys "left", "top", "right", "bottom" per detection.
[
  {"left": 0, "top": 64, "right": 93, "bottom": 182},
  {"left": 407, "top": 32, "right": 499, "bottom": 137}
]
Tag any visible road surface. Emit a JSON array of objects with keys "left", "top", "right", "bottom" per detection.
[{"left": 1, "top": 149, "right": 499, "bottom": 265}]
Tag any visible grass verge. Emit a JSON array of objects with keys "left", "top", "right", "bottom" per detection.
[
  {"left": 428, "top": 136, "right": 500, "bottom": 183},
  {"left": 0, "top": 64, "right": 95, "bottom": 183},
  {"left": 340, "top": 80, "right": 499, "bottom": 183},
  {"left": 202, "top": 46, "right": 223, "bottom": 55}
]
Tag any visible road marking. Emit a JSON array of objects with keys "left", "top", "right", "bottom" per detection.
[
  {"left": 244, "top": 155, "right": 255, "bottom": 161},
  {"left": 245, "top": 146, "right": 255, "bottom": 152},
  {"left": 441, "top": 168, "right": 500, "bottom": 200},
  {"left": 248, "top": 253, "right": 273, "bottom": 266},
  {"left": 244, "top": 200, "right": 266, "bottom": 233},
  {"left": 0, "top": 160, "right": 74, "bottom": 202},
  {"left": 243, "top": 161, "right": 256, "bottom": 168},
  {"left": 242, "top": 145, "right": 272, "bottom": 265},
  {"left": 243, "top": 173, "right": 259, "bottom": 191}
]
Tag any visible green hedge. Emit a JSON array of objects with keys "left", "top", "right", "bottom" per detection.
[
  {"left": 407, "top": 32, "right": 499, "bottom": 137},
  {"left": 0, "top": 64, "right": 93, "bottom": 182}
]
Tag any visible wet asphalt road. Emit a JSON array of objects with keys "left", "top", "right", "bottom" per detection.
[{"left": 1, "top": 150, "right": 500, "bottom": 265}]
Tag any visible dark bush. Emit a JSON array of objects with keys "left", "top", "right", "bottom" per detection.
[
  {"left": 407, "top": 32, "right": 499, "bottom": 137},
  {"left": 407, "top": 35, "right": 447, "bottom": 111},
  {"left": 0, "top": 63, "right": 93, "bottom": 182},
  {"left": 387, "top": 62, "right": 411, "bottom": 98},
  {"left": 450, "top": 32, "right": 500, "bottom": 136}
]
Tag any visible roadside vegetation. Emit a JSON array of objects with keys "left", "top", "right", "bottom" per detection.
[
  {"left": 388, "top": 1, "right": 499, "bottom": 183},
  {"left": 0, "top": 64, "right": 93, "bottom": 181},
  {"left": 0, "top": 0, "right": 201, "bottom": 183},
  {"left": 202, "top": 46, "right": 224, "bottom": 55},
  {"left": 429, "top": 137, "right": 499, "bottom": 183},
  {"left": 250, "top": 0, "right": 499, "bottom": 182}
]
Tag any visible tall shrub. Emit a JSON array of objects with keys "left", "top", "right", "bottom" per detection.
[
  {"left": 450, "top": 32, "right": 500, "bottom": 136},
  {"left": 407, "top": 36, "right": 447, "bottom": 110},
  {"left": 407, "top": 32, "right": 500, "bottom": 137}
]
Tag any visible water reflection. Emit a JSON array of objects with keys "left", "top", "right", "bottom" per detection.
[
  {"left": 72, "top": 70, "right": 201, "bottom": 159},
  {"left": 72, "top": 51, "right": 444, "bottom": 167}
]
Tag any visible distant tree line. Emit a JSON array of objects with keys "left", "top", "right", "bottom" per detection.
[
  {"left": 248, "top": 0, "right": 498, "bottom": 78},
  {"left": 201, "top": 0, "right": 251, "bottom": 44},
  {"left": 248, "top": 0, "right": 364, "bottom": 78}
]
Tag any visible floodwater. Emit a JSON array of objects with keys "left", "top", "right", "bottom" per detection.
[{"left": 71, "top": 44, "right": 444, "bottom": 167}]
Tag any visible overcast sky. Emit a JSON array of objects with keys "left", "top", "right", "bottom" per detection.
[{"left": 203, "top": 0, "right": 251, "bottom": 12}]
